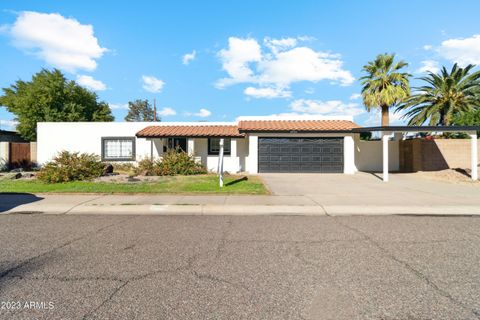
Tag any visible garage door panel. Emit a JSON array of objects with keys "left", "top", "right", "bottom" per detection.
[{"left": 258, "top": 137, "right": 344, "bottom": 173}]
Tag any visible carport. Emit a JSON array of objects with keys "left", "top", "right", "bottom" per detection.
[{"left": 354, "top": 126, "right": 480, "bottom": 182}]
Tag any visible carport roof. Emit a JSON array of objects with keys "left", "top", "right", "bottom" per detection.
[
  {"left": 353, "top": 125, "right": 480, "bottom": 132},
  {"left": 238, "top": 120, "right": 361, "bottom": 133}
]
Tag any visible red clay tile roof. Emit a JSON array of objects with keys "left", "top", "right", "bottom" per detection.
[
  {"left": 137, "top": 120, "right": 361, "bottom": 137},
  {"left": 238, "top": 120, "right": 361, "bottom": 132},
  {"left": 136, "top": 125, "right": 244, "bottom": 138}
]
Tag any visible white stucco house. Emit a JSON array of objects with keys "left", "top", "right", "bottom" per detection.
[
  {"left": 37, "top": 116, "right": 362, "bottom": 174},
  {"left": 37, "top": 115, "right": 479, "bottom": 180}
]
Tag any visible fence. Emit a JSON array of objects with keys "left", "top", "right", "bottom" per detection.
[
  {"left": 0, "top": 142, "right": 37, "bottom": 170},
  {"left": 400, "top": 139, "right": 480, "bottom": 172}
]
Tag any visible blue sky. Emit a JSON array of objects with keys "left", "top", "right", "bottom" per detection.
[{"left": 1, "top": 0, "right": 480, "bottom": 130}]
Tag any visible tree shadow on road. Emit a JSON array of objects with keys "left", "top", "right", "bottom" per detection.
[{"left": 0, "top": 193, "right": 44, "bottom": 213}]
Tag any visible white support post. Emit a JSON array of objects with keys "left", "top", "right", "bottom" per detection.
[
  {"left": 470, "top": 132, "right": 478, "bottom": 181},
  {"left": 382, "top": 132, "right": 390, "bottom": 182},
  {"left": 187, "top": 138, "right": 195, "bottom": 156},
  {"left": 247, "top": 135, "right": 258, "bottom": 174},
  {"left": 343, "top": 135, "right": 355, "bottom": 174},
  {"left": 230, "top": 139, "right": 237, "bottom": 158},
  {"left": 150, "top": 140, "right": 153, "bottom": 160},
  {"left": 219, "top": 138, "right": 224, "bottom": 187}
]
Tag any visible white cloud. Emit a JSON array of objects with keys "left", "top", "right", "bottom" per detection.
[
  {"left": 349, "top": 93, "right": 362, "bottom": 100},
  {"left": 437, "top": 34, "right": 480, "bottom": 65},
  {"left": 109, "top": 103, "right": 129, "bottom": 110},
  {"left": 289, "top": 99, "right": 364, "bottom": 117},
  {"left": 182, "top": 50, "right": 196, "bottom": 65},
  {"left": 216, "top": 36, "right": 354, "bottom": 97},
  {"left": 76, "top": 75, "right": 106, "bottom": 91},
  {"left": 216, "top": 37, "right": 262, "bottom": 88},
  {"left": 142, "top": 75, "right": 165, "bottom": 93},
  {"left": 416, "top": 60, "right": 440, "bottom": 74},
  {"left": 8, "top": 11, "right": 107, "bottom": 73},
  {"left": 158, "top": 107, "right": 176, "bottom": 116},
  {"left": 194, "top": 108, "right": 211, "bottom": 117},
  {"left": 258, "top": 47, "right": 354, "bottom": 86},
  {"left": 0, "top": 119, "right": 18, "bottom": 130},
  {"left": 304, "top": 87, "right": 315, "bottom": 94},
  {"left": 423, "top": 45, "right": 432, "bottom": 50},
  {"left": 267, "top": 112, "right": 308, "bottom": 117},
  {"left": 264, "top": 37, "right": 298, "bottom": 54},
  {"left": 244, "top": 86, "right": 291, "bottom": 99}
]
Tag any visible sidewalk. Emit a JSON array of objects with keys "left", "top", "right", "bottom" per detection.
[{"left": 2, "top": 193, "right": 480, "bottom": 216}]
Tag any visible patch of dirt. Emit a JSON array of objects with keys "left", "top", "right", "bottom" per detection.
[
  {"left": 0, "top": 171, "right": 37, "bottom": 180},
  {"left": 413, "top": 167, "right": 479, "bottom": 185},
  {"left": 92, "top": 174, "right": 174, "bottom": 184}
]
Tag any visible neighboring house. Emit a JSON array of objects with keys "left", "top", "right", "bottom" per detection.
[
  {"left": 37, "top": 116, "right": 360, "bottom": 174},
  {"left": 0, "top": 129, "right": 26, "bottom": 143}
]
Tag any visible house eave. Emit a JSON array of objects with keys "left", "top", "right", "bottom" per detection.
[
  {"left": 238, "top": 129, "right": 357, "bottom": 134},
  {"left": 353, "top": 126, "right": 480, "bottom": 133},
  {"left": 136, "top": 134, "right": 245, "bottom": 139}
]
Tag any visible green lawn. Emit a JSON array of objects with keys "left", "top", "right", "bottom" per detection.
[{"left": 0, "top": 175, "right": 268, "bottom": 194}]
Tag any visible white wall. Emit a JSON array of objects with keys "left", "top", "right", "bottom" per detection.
[
  {"left": 37, "top": 122, "right": 162, "bottom": 164},
  {"left": 193, "top": 138, "right": 246, "bottom": 173},
  {"left": 0, "top": 142, "right": 8, "bottom": 170},
  {"left": 355, "top": 138, "right": 400, "bottom": 172},
  {"left": 343, "top": 134, "right": 355, "bottom": 174},
  {"left": 246, "top": 135, "right": 258, "bottom": 174}
]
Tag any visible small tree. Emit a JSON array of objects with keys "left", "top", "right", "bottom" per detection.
[
  {"left": 124, "top": 99, "right": 159, "bottom": 122},
  {"left": 0, "top": 69, "right": 114, "bottom": 141}
]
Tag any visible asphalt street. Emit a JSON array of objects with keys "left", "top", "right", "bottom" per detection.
[{"left": 0, "top": 214, "right": 479, "bottom": 319}]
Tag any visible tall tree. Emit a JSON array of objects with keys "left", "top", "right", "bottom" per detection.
[
  {"left": 360, "top": 53, "right": 411, "bottom": 126},
  {"left": 0, "top": 69, "right": 113, "bottom": 141},
  {"left": 124, "top": 99, "right": 159, "bottom": 122},
  {"left": 397, "top": 64, "right": 480, "bottom": 126}
]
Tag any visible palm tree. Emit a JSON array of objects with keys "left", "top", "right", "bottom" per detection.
[
  {"left": 361, "top": 53, "right": 411, "bottom": 126},
  {"left": 397, "top": 63, "right": 480, "bottom": 126}
]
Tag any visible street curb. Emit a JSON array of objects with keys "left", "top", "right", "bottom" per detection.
[
  {"left": 63, "top": 204, "right": 327, "bottom": 216},
  {"left": 324, "top": 205, "right": 480, "bottom": 216},
  {"left": 4, "top": 203, "right": 480, "bottom": 216}
]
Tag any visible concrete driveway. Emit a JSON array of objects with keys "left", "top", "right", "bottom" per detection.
[
  {"left": 260, "top": 172, "right": 480, "bottom": 206},
  {"left": 1, "top": 214, "right": 480, "bottom": 319}
]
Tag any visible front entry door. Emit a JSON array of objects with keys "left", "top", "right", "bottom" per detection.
[{"left": 167, "top": 138, "right": 187, "bottom": 152}]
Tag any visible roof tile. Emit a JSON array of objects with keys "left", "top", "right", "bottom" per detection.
[
  {"left": 238, "top": 120, "right": 361, "bottom": 132},
  {"left": 136, "top": 125, "right": 243, "bottom": 138}
]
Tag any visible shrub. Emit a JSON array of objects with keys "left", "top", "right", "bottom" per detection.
[
  {"left": 37, "top": 151, "right": 105, "bottom": 183},
  {"left": 134, "top": 158, "right": 157, "bottom": 176},
  {"left": 156, "top": 149, "right": 207, "bottom": 175},
  {"left": 134, "top": 150, "right": 207, "bottom": 176},
  {"left": 111, "top": 162, "right": 136, "bottom": 174}
]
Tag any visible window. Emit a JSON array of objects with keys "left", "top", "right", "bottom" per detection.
[
  {"left": 166, "top": 138, "right": 187, "bottom": 151},
  {"left": 208, "top": 138, "right": 231, "bottom": 155},
  {"left": 101, "top": 137, "right": 135, "bottom": 161}
]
